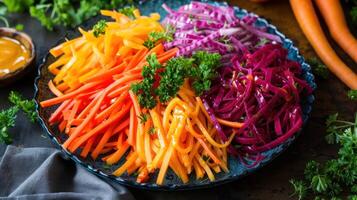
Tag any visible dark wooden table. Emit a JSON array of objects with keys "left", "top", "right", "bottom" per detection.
[{"left": 1, "top": 0, "right": 356, "bottom": 199}]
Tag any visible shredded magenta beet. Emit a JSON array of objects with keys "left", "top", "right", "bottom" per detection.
[
  {"left": 202, "top": 43, "right": 312, "bottom": 165},
  {"left": 162, "top": 2, "right": 312, "bottom": 167}
]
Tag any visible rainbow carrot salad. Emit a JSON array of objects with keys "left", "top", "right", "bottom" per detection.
[{"left": 40, "top": 2, "right": 311, "bottom": 184}]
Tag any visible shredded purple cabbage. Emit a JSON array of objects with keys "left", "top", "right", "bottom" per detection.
[
  {"left": 162, "top": 2, "right": 312, "bottom": 166},
  {"left": 162, "top": 1, "right": 282, "bottom": 60},
  {"left": 202, "top": 43, "right": 312, "bottom": 165}
]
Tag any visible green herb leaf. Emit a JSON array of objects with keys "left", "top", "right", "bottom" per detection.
[
  {"left": 3, "top": 0, "right": 33, "bottom": 13},
  {"left": 118, "top": 6, "right": 136, "bottom": 19},
  {"left": 29, "top": 4, "right": 54, "bottom": 31},
  {"left": 143, "top": 29, "right": 174, "bottom": 50},
  {"left": 15, "top": 24, "right": 24, "bottom": 31},
  {"left": 191, "top": 51, "right": 221, "bottom": 96},
  {"left": 348, "top": 90, "right": 357, "bottom": 101},
  {"left": 8, "top": 91, "right": 37, "bottom": 123},
  {"left": 138, "top": 113, "right": 149, "bottom": 124},
  {"left": 289, "top": 179, "right": 308, "bottom": 200},
  {"left": 307, "top": 58, "right": 329, "bottom": 79},
  {"left": 148, "top": 126, "right": 156, "bottom": 135},
  {"left": 290, "top": 113, "right": 357, "bottom": 199},
  {"left": 93, "top": 20, "right": 107, "bottom": 38},
  {"left": 348, "top": 195, "right": 357, "bottom": 200},
  {"left": 304, "top": 160, "right": 320, "bottom": 181},
  {"left": 0, "top": 107, "right": 19, "bottom": 144},
  {"left": 131, "top": 52, "right": 221, "bottom": 109},
  {"left": 156, "top": 57, "right": 193, "bottom": 102},
  {"left": 131, "top": 54, "right": 162, "bottom": 109},
  {"left": 311, "top": 175, "right": 329, "bottom": 193}
]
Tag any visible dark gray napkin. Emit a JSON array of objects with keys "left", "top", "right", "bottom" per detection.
[{"left": 0, "top": 146, "right": 134, "bottom": 200}]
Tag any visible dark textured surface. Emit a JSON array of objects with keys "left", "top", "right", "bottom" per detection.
[{"left": 0, "top": 0, "right": 356, "bottom": 199}]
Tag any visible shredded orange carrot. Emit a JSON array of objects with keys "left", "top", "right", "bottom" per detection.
[{"left": 40, "top": 9, "right": 234, "bottom": 185}]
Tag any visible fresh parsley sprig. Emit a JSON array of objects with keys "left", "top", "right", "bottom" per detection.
[
  {"left": 0, "top": 91, "right": 38, "bottom": 144},
  {"left": 156, "top": 57, "right": 194, "bottom": 102},
  {"left": 131, "top": 51, "right": 221, "bottom": 109},
  {"left": 93, "top": 20, "right": 107, "bottom": 38},
  {"left": 0, "top": 107, "right": 19, "bottom": 144},
  {"left": 131, "top": 54, "right": 162, "bottom": 109},
  {"left": 191, "top": 51, "right": 221, "bottom": 96},
  {"left": 289, "top": 179, "right": 308, "bottom": 200},
  {"left": 143, "top": 26, "right": 175, "bottom": 49},
  {"left": 290, "top": 113, "right": 357, "bottom": 200},
  {"left": 9, "top": 91, "right": 37, "bottom": 123},
  {"left": 118, "top": 5, "right": 136, "bottom": 19}
]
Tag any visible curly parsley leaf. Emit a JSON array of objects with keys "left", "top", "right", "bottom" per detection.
[
  {"left": 0, "top": 107, "right": 19, "bottom": 144},
  {"left": 290, "top": 113, "right": 357, "bottom": 199},
  {"left": 144, "top": 25, "right": 175, "bottom": 49},
  {"left": 8, "top": 91, "right": 37, "bottom": 123},
  {"left": 311, "top": 175, "right": 330, "bottom": 193},
  {"left": 118, "top": 5, "right": 136, "bottom": 19},
  {"left": 131, "top": 54, "right": 162, "bottom": 109},
  {"left": 290, "top": 179, "right": 308, "bottom": 200},
  {"left": 131, "top": 52, "right": 221, "bottom": 109},
  {"left": 93, "top": 20, "right": 107, "bottom": 37},
  {"left": 191, "top": 51, "right": 221, "bottom": 96},
  {"left": 156, "top": 57, "right": 194, "bottom": 102}
]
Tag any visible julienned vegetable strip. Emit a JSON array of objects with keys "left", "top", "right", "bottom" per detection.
[
  {"left": 41, "top": 9, "right": 231, "bottom": 185},
  {"left": 315, "top": 0, "right": 357, "bottom": 64},
  {"left": 202, "top": 44, "right": 312, "bottom": 164},
  {"left": 39, "top": 1, "right": 315, "bottom": 185},
  {"left": 290, "top": 0, "right": 357, "bottom": 89},
  {"left": 162, "top": 2, "right": 281, "bottom": 63}
]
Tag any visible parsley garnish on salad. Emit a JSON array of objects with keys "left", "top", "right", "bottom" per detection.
[
  {"left": 93, "top": 20, "right": 107, "bottom": 37},
  {"left": 143, "top": 27, "right": 175, "bottom": 49},
  {"left": 131, "top": 51, "right": 221, "bottom": 109}
]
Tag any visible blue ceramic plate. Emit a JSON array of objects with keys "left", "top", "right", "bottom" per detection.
[{"left": 34, "top": 0, "right": 316, "bottom": 190}]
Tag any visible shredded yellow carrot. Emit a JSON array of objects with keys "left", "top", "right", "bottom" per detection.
[{"left": 41, "top": 9, "right": 240, "bottom": 185}]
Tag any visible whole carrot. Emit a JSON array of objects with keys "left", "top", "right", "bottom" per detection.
[
  {"left": 290, "top": 0, "right": 357, "bottom": 89},
  {"left": 315, "top": 0, "right": 357, "bottom": 64}
]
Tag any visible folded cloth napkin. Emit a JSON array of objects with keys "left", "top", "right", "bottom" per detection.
[{"left": 0, "top": 146, "right": 134, "bottom": 200}]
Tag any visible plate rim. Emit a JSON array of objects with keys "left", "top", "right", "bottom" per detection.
[{"left": 34, "top": 1, "right": 316, "bottom": 191}]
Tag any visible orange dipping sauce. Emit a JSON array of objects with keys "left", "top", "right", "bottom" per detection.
[{"left": 0, "top": 36, "right": 30, "bottom": 77}]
